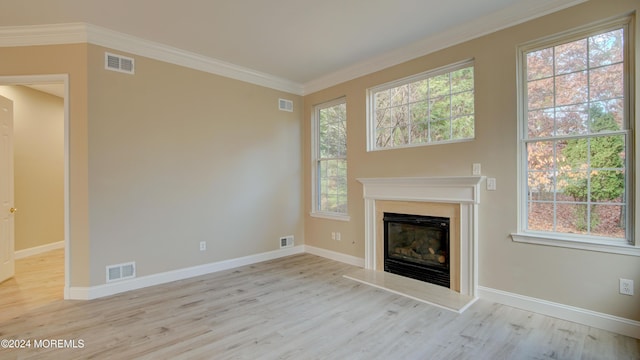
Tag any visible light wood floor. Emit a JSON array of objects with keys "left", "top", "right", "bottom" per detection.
[
  {"left": 0, "top": 251, "right": 638, "bottom": 359},
  {"left": 0, "top": 248, "right": 64, "bottom": 319}
]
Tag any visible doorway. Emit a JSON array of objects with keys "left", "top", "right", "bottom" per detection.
[{"left": 0, "top": 75, "right": 69, "bottom": 307}]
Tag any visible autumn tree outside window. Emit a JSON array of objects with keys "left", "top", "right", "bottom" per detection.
[{"left": 517, "top": 18, "right": 633, "bottom": 247}]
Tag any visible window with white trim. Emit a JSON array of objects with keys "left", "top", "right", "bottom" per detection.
[
  {"left": 518, "top": 18, "right": 633, "bottom": 246},
  {"left": 367, "top": 60, "right": 474, "bottom": 151},
  {"left": 312, "top": 98, "right": 348, "bottom": 219}
]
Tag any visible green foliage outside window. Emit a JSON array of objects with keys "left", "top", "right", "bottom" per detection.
[
  {"left": 372, "top": 64, "right": 474, "bottom": 149},
  {"left": 316, "top": 100, "right": 347, "bottom": 214}
]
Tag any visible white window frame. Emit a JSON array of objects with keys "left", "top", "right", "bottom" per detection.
[
  {"left": 366, "top": 59, "right": 475, "bottom": 151},
  {"left": 311, "top": 97, "right": 350, "bottom": 221},
  {"left": 512, "top": 16, "right": 640, "bottom": 256}
]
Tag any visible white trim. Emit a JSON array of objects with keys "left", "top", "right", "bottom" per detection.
[
  {"left": 0, "top": 74, "right": 71, "bottom": 301},
  {"left": 84, "top": 24, "right": 303, "bottom": 95},
  {"left": 511, "top": 233, "right": 640, "bottom": 256},
  {"left": 66, "top": 244, "right": 366, "bottom": 301},
  {"left": 14, "top": 241, "right": 64, "bottom": 259},
  {"left": 67, "top": 245, "right": 304, "bottom": 300},
  {"left": 304, "top": 245, "right": 365, "bottom": 268},
  {"left": 358, "top": 176, "right": 484, "bottom": 205},
  {"left": 0, "top": 23, "right": 87, "bottom": 46},
  {"left": 478, "top": 286, "right": 640, "bottom": 339},
  {"left": 0, "top": 23, "right": 303, "bottom": 95},
  {"left": 309, "top": 212, "right": 351, "bottom": 222},
  {"left": 303, "top": 0, "right": 588, "bottom": 94}
]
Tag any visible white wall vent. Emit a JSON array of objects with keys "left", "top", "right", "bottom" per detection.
[
  {"left": 279, "top": 98, "right": 293, "bottom": 112},
  {"left": 280, "top": 235, "right": 294, "bottom": 248},
  {"left": 106, "top": 262, "right": 136, "bottom": 282},
  {"left": 105, "top": 52, "right": 135, "bottom": 74}
]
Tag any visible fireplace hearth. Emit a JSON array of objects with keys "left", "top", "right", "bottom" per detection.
[{"left": 384, "top": 212, "right": 450, "bottom": 288}]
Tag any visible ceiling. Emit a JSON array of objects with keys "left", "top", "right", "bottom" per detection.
[{"left": 1, "top": 0, "right": 584, "bottom": 93}]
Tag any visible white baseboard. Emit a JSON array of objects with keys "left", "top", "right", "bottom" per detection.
[
  {"left": 66, "top": 245, "right": 304, "bottom": 300},
  {"left": 478, "top": 286, "right": 640, "bottom": 339},
  {"left": 304, "top": 245, "right": 365, "bottom": 267},
  {"left": 64, "top": 244, "right": 639, "bottom": 340},
  {"left": 15, "top": 241, "right": 64, "bottom": 259}
]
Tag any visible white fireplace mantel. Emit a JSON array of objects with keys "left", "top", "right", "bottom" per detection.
[{"left": 357, "top": 176, "right": 484, "bottom": 298}]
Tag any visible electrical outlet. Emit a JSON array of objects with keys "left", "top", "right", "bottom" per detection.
[
  {"left": 199, "top": 241, "right": 207, "bottom": 251},
  {"left": 620, "top": 278, "right": 634, "bottom": 296},
  {"left": 331, "top": 232, "right": 336, "bottom": 240},
  {"left": 336, "top": 232, "right": 341, "bottom": 241}
]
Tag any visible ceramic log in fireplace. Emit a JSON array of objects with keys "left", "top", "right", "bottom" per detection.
[{"left": 383, "top": 212, "right": 450, "bottom": 288}]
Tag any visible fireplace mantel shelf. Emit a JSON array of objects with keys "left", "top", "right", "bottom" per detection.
[
  {"left": 357, "top": 176, "right": 484, "bottom": 204},
  {"left": 357, "top": 176, "right": 484, "bottom": 185}
]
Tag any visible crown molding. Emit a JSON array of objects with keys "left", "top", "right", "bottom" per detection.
[
  {"left": 0, "top": 23, "right": 304, "bottom": 95},
  {"left": 0, "top": 0, "right": 587, "bottom": 97},
  {"left": 302, "top": 0, "right": 588, "bottom": 95},
  {"left": 0, "top": 23, "right": 88, "bottom": 46},
  {"left": 84, "top": 24, "right": 304, "bottom": 95}
]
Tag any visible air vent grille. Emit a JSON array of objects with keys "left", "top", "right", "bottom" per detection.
[
  {"left": 105, "top": 52, "right": 135, "bottom": 74},
  {"left": 106, "top": 262, "right": 136, "bottom": 282},
  {"left": 279, "top": 98, "right": 293, "bottom": 112}
]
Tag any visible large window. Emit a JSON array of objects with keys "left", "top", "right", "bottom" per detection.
[
  {"left": 518, "top": 18, "right": 633, "bottom": 247},
  {"left": 312, "top": 98, "right": 348, "bottom": 219},
  {"left": 367, "top": 60, "right": 474, "bottom": 151}
]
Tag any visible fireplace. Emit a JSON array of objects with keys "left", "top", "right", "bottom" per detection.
[
  {"left": 358, "top": 176, "right": 483, "bottom": 298},
  {"left": 384, "top": 212, "right": 450, "bottom": 288}
]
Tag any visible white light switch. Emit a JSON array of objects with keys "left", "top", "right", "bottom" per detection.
[
  {"left": 472, "top": 163, "right": 481, "bottom": 175},
  {"left": 487, "top": 178, "right": 497, "bottom": 191}
]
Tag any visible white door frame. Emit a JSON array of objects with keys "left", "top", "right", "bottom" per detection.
[
  {"left": 0, "top": 74, "right": 70, "bottom": 299},
  {"left": 0, "top": 94, "right": 14, "bottom": 283}
]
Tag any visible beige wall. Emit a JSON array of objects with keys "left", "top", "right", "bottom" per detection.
[
  {"left": 87, "top": 45, "right": 303, "bottom": 284},
  {"left": 0, "top": 44, "right": 90, "bottom": 287},
  {"left": 0, "top": 43, "right": 304, "bottom": 288},
  {"left": 303, "top": 0, "right": 640, "bottom": 321},
  {"left": 0, "top": 86, "right": 64, "bottom": 251},
  {"left": 0, "top": 42, "right": 304, "bottom": 288}
]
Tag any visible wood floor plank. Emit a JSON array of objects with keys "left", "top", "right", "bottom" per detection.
[{"left": 0, "top": 251, "right": 638, "bottom": 359}]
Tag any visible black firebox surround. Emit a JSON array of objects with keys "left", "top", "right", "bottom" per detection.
[{"left": 383, "top": 212, "right": 450, "bottom": 288}]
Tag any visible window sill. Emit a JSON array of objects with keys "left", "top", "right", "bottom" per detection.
[
  {"left": 511, "top": 233, "right": 640, "bottom": 257},
  {"left": 310, "top": 212, "right": 351, "bottom": 222}
]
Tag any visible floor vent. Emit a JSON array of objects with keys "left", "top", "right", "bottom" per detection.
[
  {"left": 105, "top": 52, "right": 135, "bottom": 74},
  {"left": 280, "top": 235, "right": 294, "bottom": 248},
  {"left": 106, "top": 262, "right": 136, "bottom": 282},
  {"left": 279, "top": 98, "right": 293, "bottom": 112}
]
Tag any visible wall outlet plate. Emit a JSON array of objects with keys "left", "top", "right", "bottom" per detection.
[{"left": 620, "top": 278, "right": 634, "bottom": 295}]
